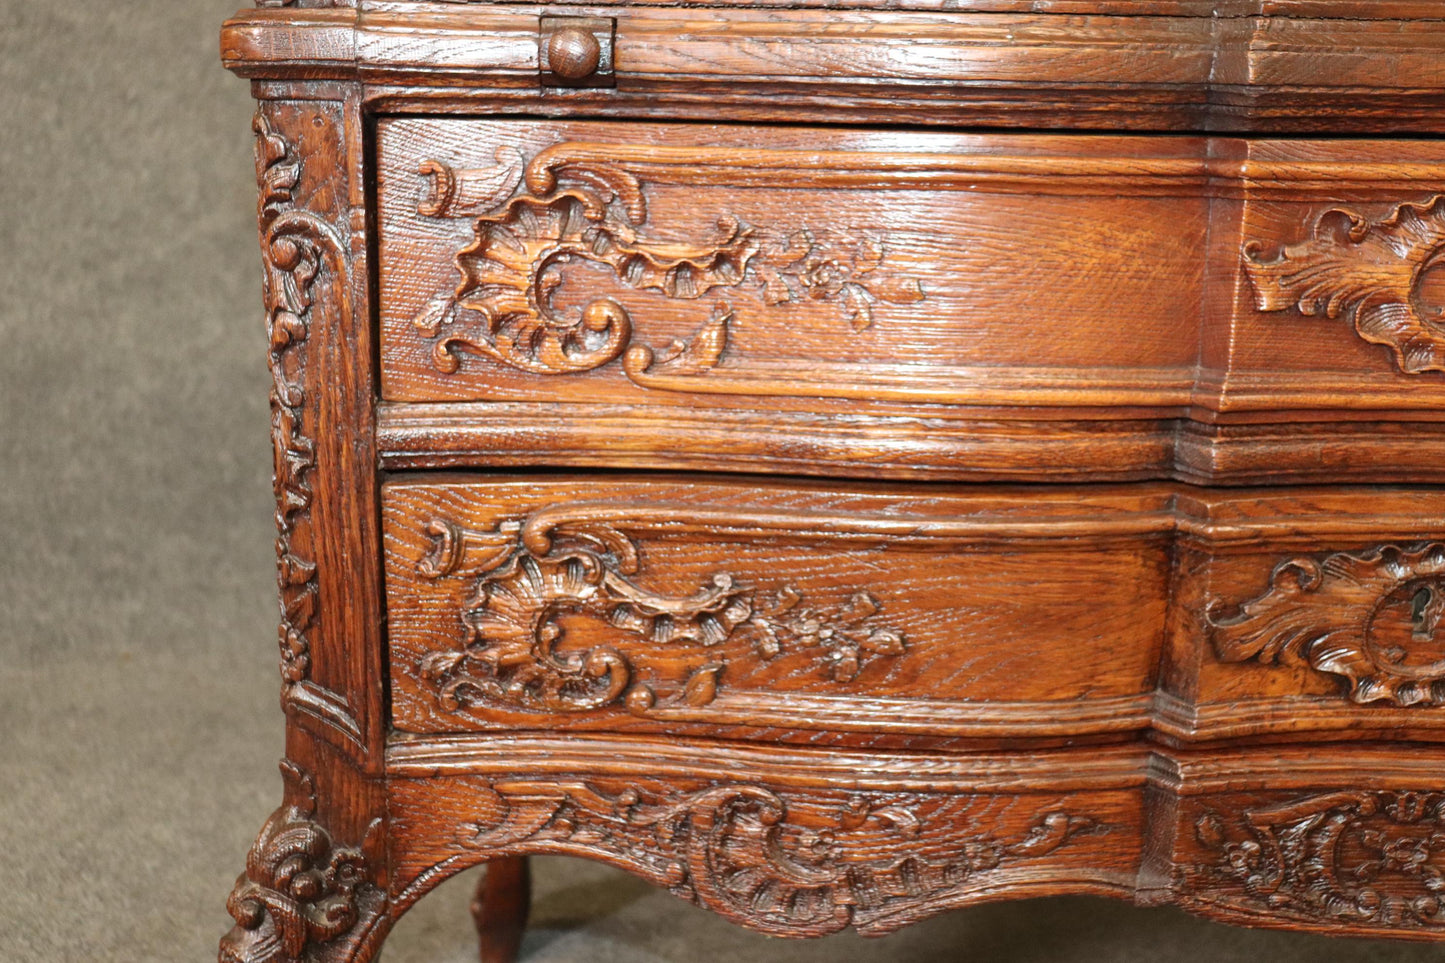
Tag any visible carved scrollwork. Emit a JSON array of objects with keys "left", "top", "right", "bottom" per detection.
[
  {"left": 219, "top": 761, "right": 382, "bottom": 963},
  {"left": 454, "top": 779, "right": 1096, "bottom": 937},
  {"left": 416, "top": 514, "right": 906, "bottom": 715},
  {"left": 1195, "top": 791, "right": 1445, "bottom": 930},
  {"left": 1243, "top": 196, "right": 1445, "bottom": 374},
  {"left": 411, "top": 148, "right": 923, "bottom": 382},
  {"left": 1208, "top": 543, "right": 1445, "bottom": 707}
]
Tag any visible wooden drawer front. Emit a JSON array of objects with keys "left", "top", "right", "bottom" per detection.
[
  {"left": 378, "top": 121, "right": 1445, "bottom": 423},
  {"left": 384, "top": 479, "right": 1170, "bottom": 743},
  {"left": 379, "top": 119, "right": 1203, "bottom": 410},
  {"left": 383, "top": 478, "right": 1445, "bottom": 745},
  {"left": 388, "top": 736, "right": 1146, "bottom": 938}
]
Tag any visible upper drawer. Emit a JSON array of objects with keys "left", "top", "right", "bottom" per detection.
[
  {"left": 377, "top": 119, "right": 1445, "bottom": 477},
  {"left": 381, "top": 120, "right": 1209, "bottom": 409}
]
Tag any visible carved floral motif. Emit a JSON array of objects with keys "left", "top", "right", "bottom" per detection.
[
  {"left": 1195, "top": 791, "right": 1445, "bottom": 930},
  {"left": 455, "top": 779, "right": 1096, "bottom": 937},
  {"left": 219, "top": 761, "right": 381, "bottom": 963},
  {"left": 411, "top": 150, "right": 923, "bottom": 381},
  {"left": 416, "top": 516, "right": 905, "bottom": 715},
  {"left": 1208, "top": 543, "right": 1445, "bottom": 707},
  {"left": 1243, "top": 196, "right": 1445, "bottom": 374}
]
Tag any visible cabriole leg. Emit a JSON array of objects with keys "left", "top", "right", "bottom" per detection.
[
  {"left": 473, "top": 856, "right": 532, "bottom": 963},
  {"left": 219, "top": 760, "right": 389, "bottom": 963}
]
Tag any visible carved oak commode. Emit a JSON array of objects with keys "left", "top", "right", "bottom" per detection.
[{"left": 219, "top": 2, "right": 1445, "bottom": 960}]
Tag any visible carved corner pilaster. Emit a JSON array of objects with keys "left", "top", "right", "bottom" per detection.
[
  {"left": 254, "top": 105, "right": 362, "bottom": 753},
  {"left": 220, "top": 761, "right": 387, "bottom": 963}
]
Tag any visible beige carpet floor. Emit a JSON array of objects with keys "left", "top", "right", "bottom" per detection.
[{"left": 1, "top": 2, "right": 1440, "bottom": 960}]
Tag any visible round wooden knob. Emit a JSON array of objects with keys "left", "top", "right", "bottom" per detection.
[{"left": 547, "top": 28, "right": 602, "bottom": 81}]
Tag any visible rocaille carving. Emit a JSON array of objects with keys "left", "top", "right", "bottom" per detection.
[
  {"left": 416, "top": 515, "right": 906, "bottom": 715},
  {"left": 410, "top": 148, "right": 923, "bottom": 383},
  {"left": 219, "top": 761, "right": 381, "bottom": 963},
  {"left": 1195, "top": 791, "right": 1445, "bottom": 930},
  {"left": 1208, "top": 543, "right": 1445, "bottom": 707},
  {"left": 1243, "top": 196, "right": 1445, "bottom": 374},
  {"left": 454, "top": 779, "right": 1097, "bottom": 937}
]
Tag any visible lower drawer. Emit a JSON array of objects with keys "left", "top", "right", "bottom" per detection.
[
  {"left": 385, "top": 736, "right": 1445, "bottom": 942},
  {"left": 382, "top": 477, "right": 1445, "bottom": 745}
]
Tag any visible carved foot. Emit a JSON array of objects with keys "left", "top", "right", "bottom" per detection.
[
  {"left": 219, "top": 760, "right": 387, "bottom": 963},
  {"left": 472, "top": 856, "right": 532, "bottom": 963}
]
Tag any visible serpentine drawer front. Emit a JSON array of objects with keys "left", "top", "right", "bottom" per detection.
[
  {"left": 219, "top": 3, "right": 1445, "bottom": 962},
  {"left": 377, "top": 121, "right": 1445, "bottom": 483},
  {"left": 384, "top": 479, "right": 1445, "bottom": 744}
]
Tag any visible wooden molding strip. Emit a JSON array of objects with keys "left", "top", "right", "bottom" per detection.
[
  {"left": 387, "top": 731, "right": 1153, "bottom": 789},
  {"left": 376, "top": 403, "right": 1445, "bottom": 484},
  {"left": 222, "top": 5, "right": 1445, "bottom": 131},
  {"left": 387, "top": 732, "right": 1445, "bottom": 793}
]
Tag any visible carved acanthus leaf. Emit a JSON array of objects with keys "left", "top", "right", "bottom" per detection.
[
  {"left": 1244, "top": 196, "right": 1445, "bottom": 374},
  {"left": 416, "top": 515, "right": 906, "bottom": 715},
  {"left": 1208, "top": 543, "right": 1445, "bottom": 707},
  {"left": 455, "top": 779, "right": 1096, "bottom": 937},
  {"left": 1196, "top": 791, "right": 1445, "bottom": 929}
]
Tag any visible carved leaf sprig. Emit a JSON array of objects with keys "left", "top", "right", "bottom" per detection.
[
  {"left": 1208, "top": 543, "right": 1445, "bottom": 707},
  {"left": 755, "top": 229, "right": 926, "bottom": 331},
  {"left": 254, "top": 114, "right": 299, "bottom": 221},
  {"left": 749, "top": 586, "right": 906, "bottom": 682},
  {"left": 1243, "top": 196, "right": 1445, "bottom": 374}
]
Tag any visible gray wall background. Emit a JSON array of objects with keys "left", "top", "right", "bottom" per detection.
[{"left": 0, "top": 2, "right": 1437, "bottom": 960}]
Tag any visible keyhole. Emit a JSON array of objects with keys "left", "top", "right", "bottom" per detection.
[{"left": 1412, "top": 586, "right": 1435, "bottom": 640}]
